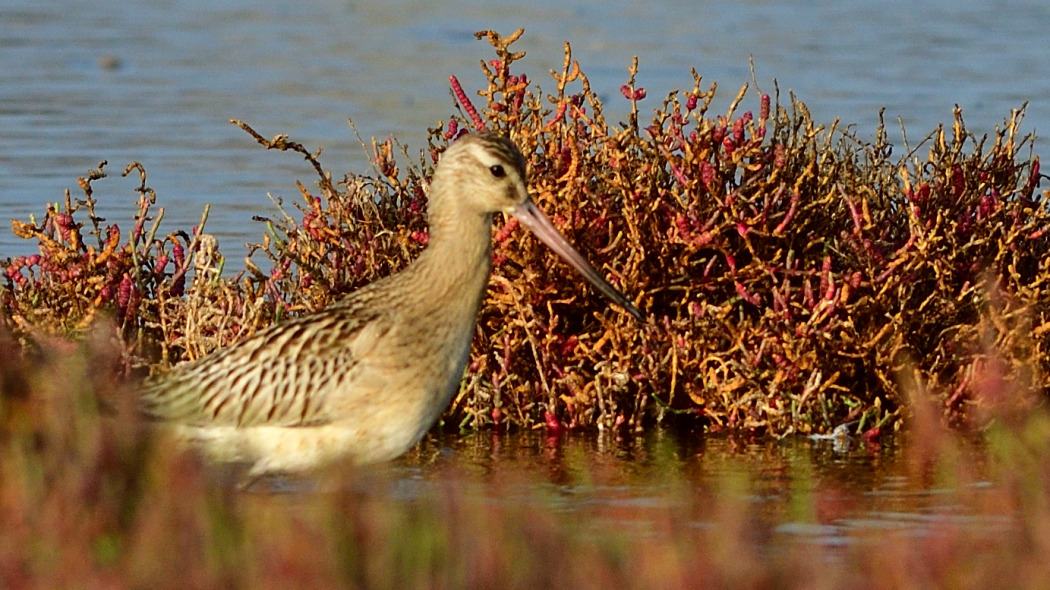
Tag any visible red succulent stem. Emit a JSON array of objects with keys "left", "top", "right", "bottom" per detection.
[{"left": 450, "top": 75, "right": 486, "bottom": 131}]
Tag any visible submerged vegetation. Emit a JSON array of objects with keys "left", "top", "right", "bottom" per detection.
[{"left": 2, "top": 29, "right": 1048, "bottom": 436}]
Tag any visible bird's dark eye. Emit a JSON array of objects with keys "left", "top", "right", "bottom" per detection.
[{"left": 489, "top": 164, "right": 506, "bottom": 178}]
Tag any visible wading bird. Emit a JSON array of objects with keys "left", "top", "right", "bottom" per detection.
[{"left": 142, "top": 132, "right": 641, "bottom": 478}]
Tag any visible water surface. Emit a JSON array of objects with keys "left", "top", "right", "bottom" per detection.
[
  {"left": 278, "top": 428, "right": 1010, "bottom": 552},
  {"left": 2, "top": 0, "right": 1048, "bottom": 257}
]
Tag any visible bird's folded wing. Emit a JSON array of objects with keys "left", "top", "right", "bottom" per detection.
[{"left": 141, "top": 305, "right": 386, "bottom": 427}]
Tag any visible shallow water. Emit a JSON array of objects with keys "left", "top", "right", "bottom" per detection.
[
  {"left": 2, "top": 0, "right": 1048, "bottom": 257},
  {"left": 250, "top": 428, "right": 1012, "bottom": 552}
]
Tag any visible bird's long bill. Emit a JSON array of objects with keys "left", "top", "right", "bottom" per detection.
[{"left": 511, "top": 199, "right": 643, "bottom": 319}]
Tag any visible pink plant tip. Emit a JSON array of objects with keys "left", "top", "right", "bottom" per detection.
[{"left": 619, "top": 85, "right": 646, "bottom": 101}]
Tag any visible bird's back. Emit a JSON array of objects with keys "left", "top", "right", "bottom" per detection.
[{"left": 141, "top": 290, "right": 384, "bottom": 428}]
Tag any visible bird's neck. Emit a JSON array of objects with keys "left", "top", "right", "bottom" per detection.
[{"left": 406, "top": 208, "right": 494, "bottom": 311}]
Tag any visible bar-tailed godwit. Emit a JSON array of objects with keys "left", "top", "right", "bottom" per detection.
[{"left": 142, "top": 132, "right": 641, "bottom": 477}]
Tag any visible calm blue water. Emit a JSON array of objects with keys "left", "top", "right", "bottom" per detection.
[{"left": 2, "top": 0, "right": 1048, "bottom": 257}]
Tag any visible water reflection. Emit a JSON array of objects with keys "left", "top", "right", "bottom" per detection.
[{"left": 327, "top": 428, "right": 1012, "bottom": 549}]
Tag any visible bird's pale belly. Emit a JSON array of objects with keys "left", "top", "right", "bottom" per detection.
[{"left": 171, "top": 391, "right": 442, "bottom": 477}]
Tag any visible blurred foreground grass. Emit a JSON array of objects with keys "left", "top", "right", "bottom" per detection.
[{"left": 2, "top": 329, "right": 1049, "bottom": 588}]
